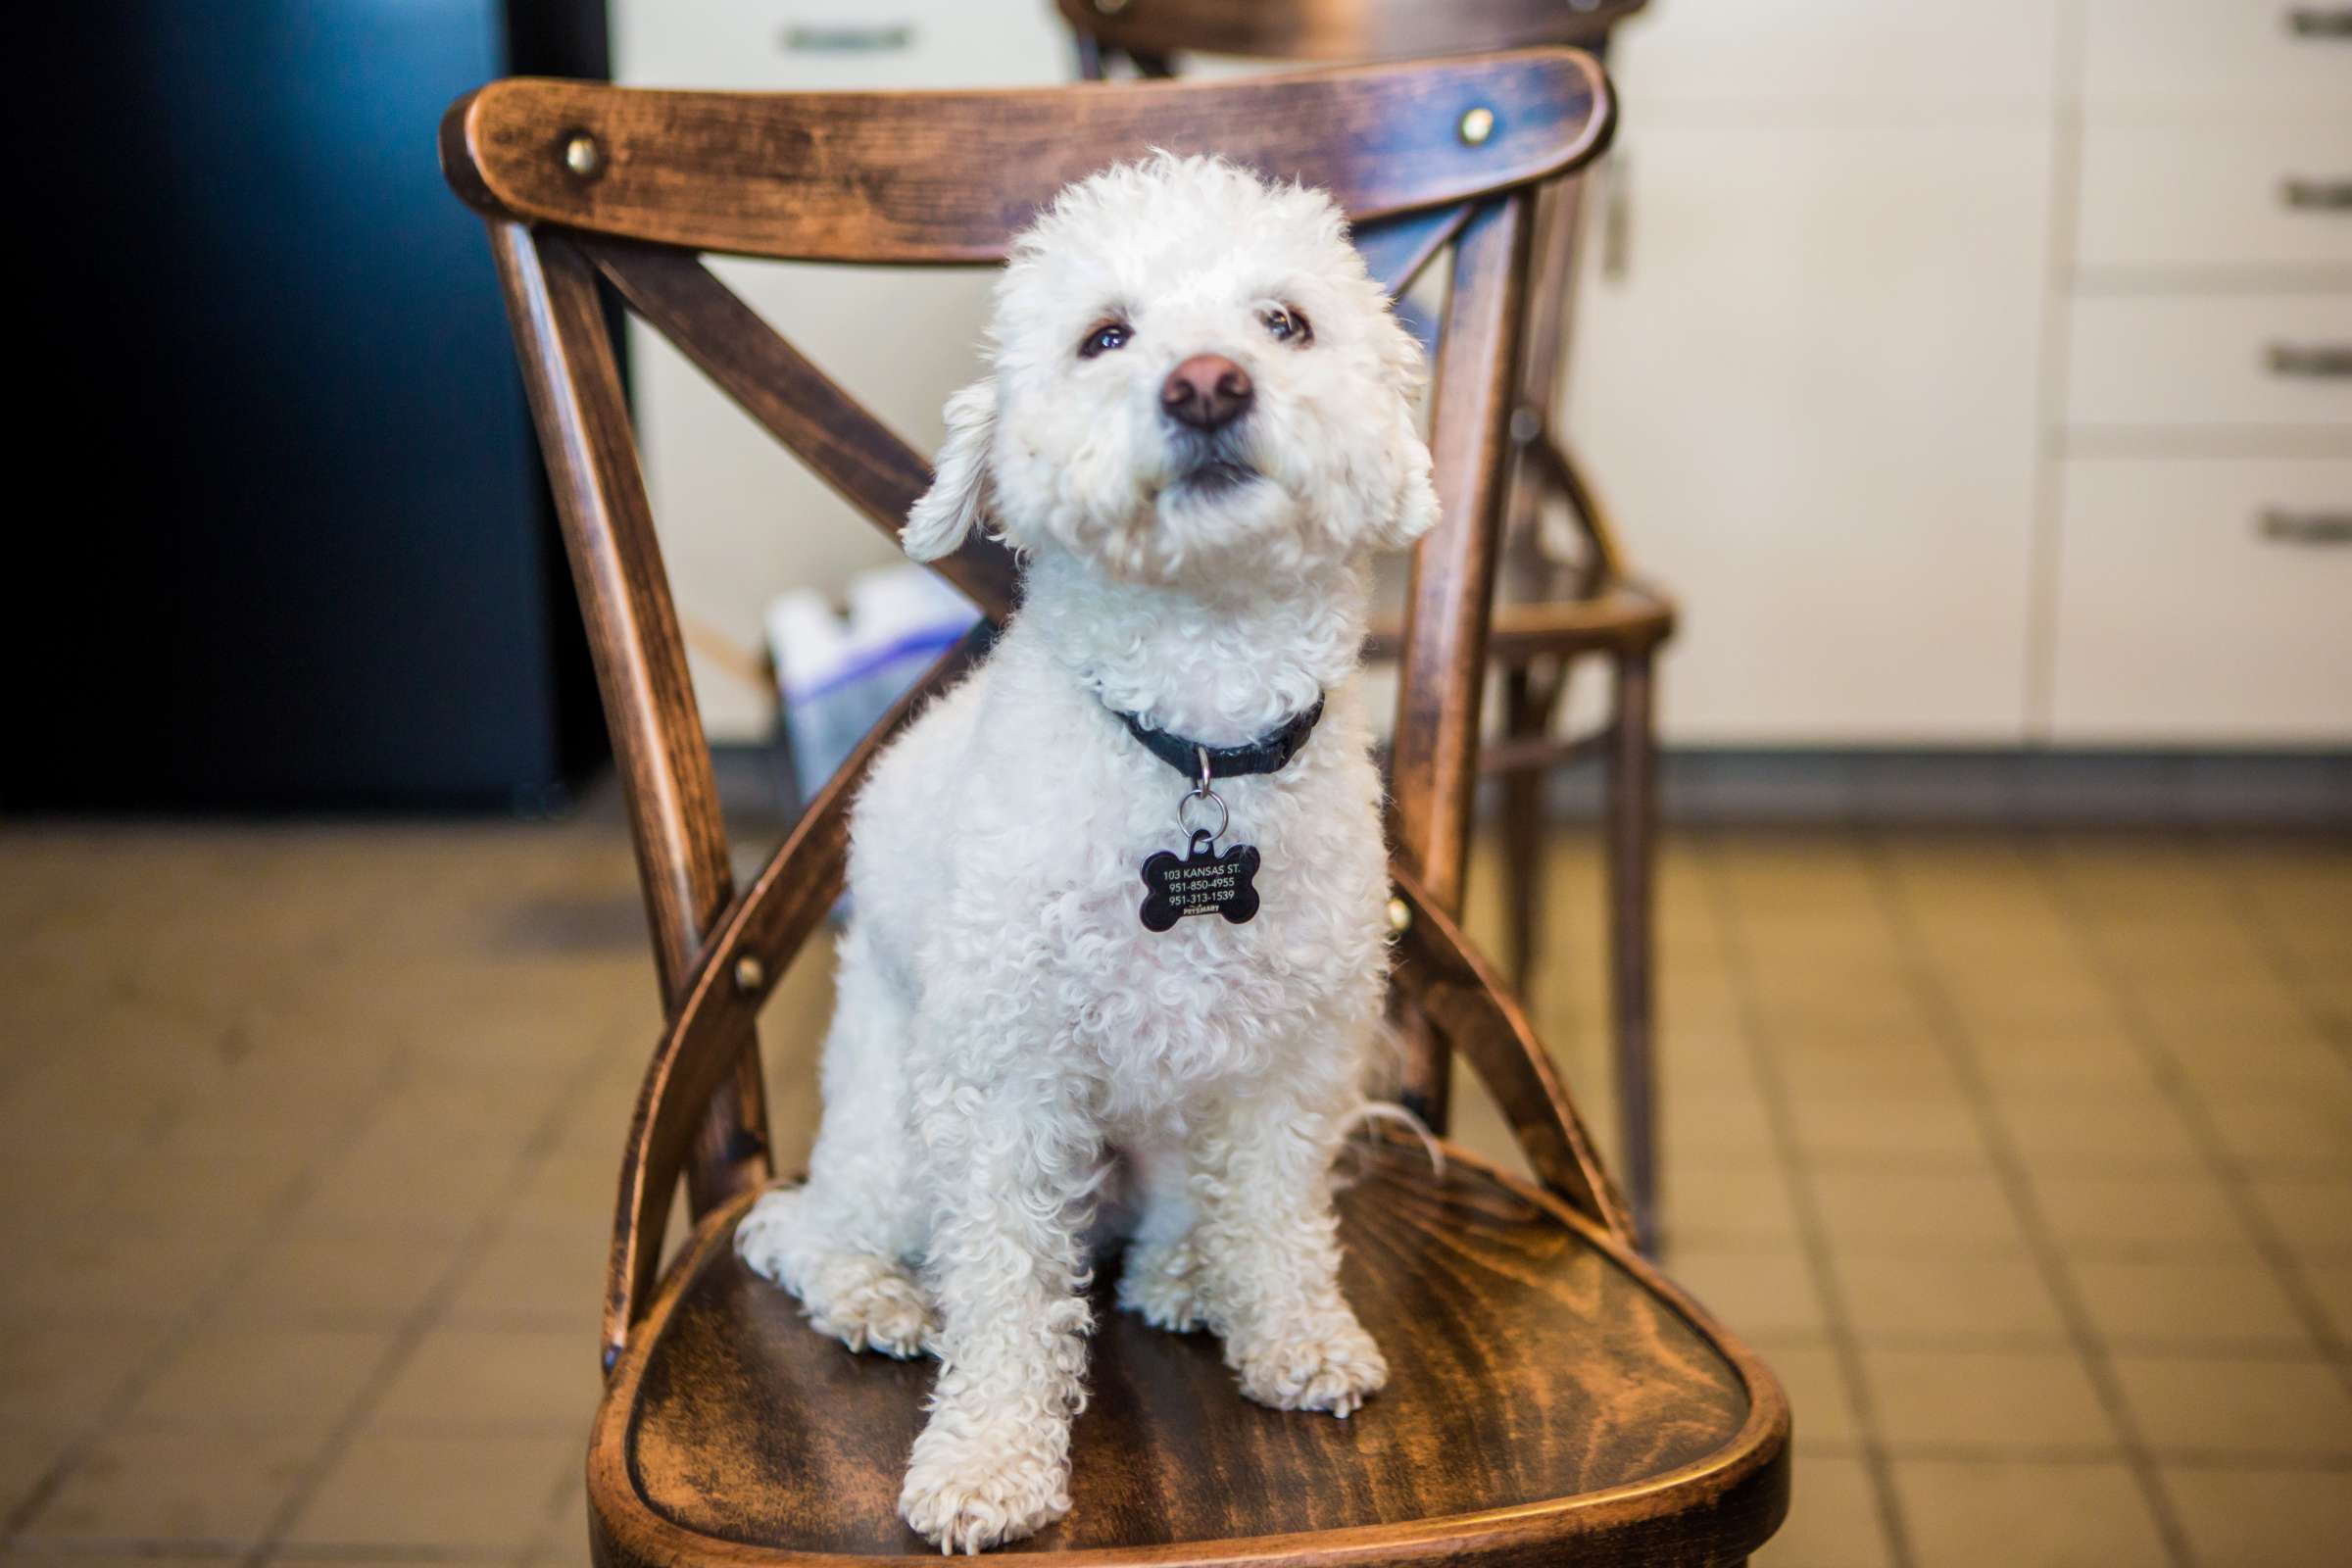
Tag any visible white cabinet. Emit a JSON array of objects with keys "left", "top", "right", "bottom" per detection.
[
  {"left": 2050, "top": 461, "right": 2352, "bottom": 744},
  {"left": 1569, "top": 0, "right": 2352, "bottom": 748},
  {"left": 1563, "top": 124, "right": 2052, "bottom": 743},
  {"left": 2047, "top": 0, "right": 2352, "bottom": 746},
  {"left": 1565, "top": 3, "right": 2058, "bottom": 745},
  {"left": 2081, "top": 2, "right": 2352, "bottom": 109},
  {"left": 612, "top": 1, "right": 1068, "bottom": 740},
  {"left": 2075, "top": 120, "right": 2352, "bottom": 276},
  {"left": 2065, "top": 295, "right": 2352, "bottom": 430}
]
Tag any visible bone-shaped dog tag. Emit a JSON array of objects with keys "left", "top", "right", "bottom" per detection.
[{"left": 1140, "top": 830, "right": 1261, "bottom": 932}]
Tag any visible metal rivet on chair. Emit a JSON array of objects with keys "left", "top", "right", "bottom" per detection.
[
  {"left": 1093, "top": 0, "right": 1131, "bottom": 15},
  {"left": 733, "top": 954, "right": 766, "bottom": 995},
  {"left": 563, "top": 133, "right": 605, "bottom": 179},
  {"left": 1386, "top": 897, "right": 1412, "bottom": 935},
  {"left": 1509, "top": 406, "right": 1544, "bottom": 446},
  {"left": 1457, "top": 106, "right": 1495, "bottom": 146}
]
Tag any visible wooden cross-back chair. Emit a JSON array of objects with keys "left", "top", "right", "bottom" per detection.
[
  {"left": 1064, "top": 0, "right": 1675, "bottom": 1245},
  {"left": 441, "top": 48, "right": 1783, "bottom": 1568}
]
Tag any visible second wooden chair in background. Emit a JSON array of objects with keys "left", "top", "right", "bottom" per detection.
[{"left": 1065, "top": 0, "right": 1676, "bottom": 1244}]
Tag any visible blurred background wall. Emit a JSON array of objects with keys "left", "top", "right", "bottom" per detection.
[
  {"left": 6, "top": 1, "right": 613, "bottom": 811},
  {"left": 5, "top": 1, "right": 2345, "bottom": 821}
]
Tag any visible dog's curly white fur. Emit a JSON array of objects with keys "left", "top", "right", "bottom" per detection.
[{"left": 733, "top": 153, "right": 1438, "bottom": 1553}]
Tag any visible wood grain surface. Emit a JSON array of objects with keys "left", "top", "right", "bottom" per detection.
[
  {"left": 1388, "top": 861, "right": 1630, "bottom": 1242},
  {"left": 586, "top": 241, "right": 1022, "bottom": 617},
  {"left": 597, "top": 1140, "right": 1786, "bottom": 1566},
  {"left": 441, "top": 51, "right": 1612, "bottom": 262},
  {"left": 1055, "top": 0, "right": 1648, "bottom": 64},
  {"left": 490, "top": 221, "right": 773, "bottom": 1215}
]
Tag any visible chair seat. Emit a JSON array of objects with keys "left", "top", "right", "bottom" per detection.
[{"left": 590, "top": 1139, "right": 1788, "bottom": 1566}]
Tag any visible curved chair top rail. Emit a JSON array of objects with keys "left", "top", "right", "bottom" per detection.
[
  {"left": 1057, "top": 0, "right": 1648, "bottom": 63},
  {"left": 440, "top": 48, "right": 1611, "bottom": 262}
]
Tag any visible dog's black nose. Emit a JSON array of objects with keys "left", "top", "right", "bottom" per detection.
[{"left": 1161, "top": 354, "right": 1253, "bottom": 431}]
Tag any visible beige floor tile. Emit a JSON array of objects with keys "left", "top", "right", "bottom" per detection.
[
  {"left": 291, "top": 1147, "right": 517, "bottom": 1237},
  {"left": 2250, "top": 1178, "right": 2352, "bottom": 1260},
  {"left": 2165, "top": 1464, "right": 2352, "bottom": 1568},
  {"left": 282, "top": 1431, "right": 579, "bottom": 1552},
  {"left": 1890, "top": 1457, "right": 2169, "bottom": 1568},
  {"left": 1860, "top": 1348, "right": 2117, "bottom": 1453},
  {"left": 0, "top": 1228, "right": 246, "bottom": 1322},
  {"left": 122, "top": 1326, "right": 389, "bottom": 1448},
  {"left": 1, "top": 1425, "right": 71, "bottom": 1517},
  {"left": 1788, "top": 1095, "right": 1987, "bottom": 1164},
  {"left": 1811, "top": 1168, "right": 2023, "bottom": 1250},
  {"left": 1996, "top": 1095, "right": 2206, "bottom": 1174},
  {"left": 99, "top": 1150, "right": 315, "bottom": 1239},
  {"left": 1775, "top": 1048, "right": 1964, "bottom": 1100},
  {"left": 523, "top": 1477, "right": 593, "bottom": 1566},
  {"left": 446, "top": 1221, "right": 608, "bottom": 1339},
  {"left": 2171, "top": 1031, "right": 2352, "bottom": 1095},
  {"left": 1661, "top": 1244, "right": 1830, "bottom": 1346},
  {"left": 1767, "top": 1344, "right": 1858, "bottom": 1451},
  {"left": 19, "top": 1426, "right": 314, "bottom": 1544},
  {"left": 2302, "top": 1261, "right": 2352, "bottom": 1343},
  {"left": 11, "top": 818, "right": 2350, "bottom": 1568},
  {"left": 505, "top": 1151, "right": 625, "bottom": 1236},
  {"left": 2033, "top": 1172, "right": 2247, "bottom": 1254},
  {"left": 1751, "top": 1453, "right": 1890, "bottom": 1568},
  {"left": 1660, "top": 1161, "right": 1802, "bottom": 1246},
  {"left": 1662, "top": 1092, "right": 1778, "bottom": 1161},
  {"left": 1968, "top": 1028, "right": 2148, "bottom": 1094},
  {"left": 2204, "top": 1095, "right": 2352, "bottom": 1175},
  {"left": 212, "top": 1228, "right": 468, "bottom": 1327},
  {"left": 0, "top": 1155, "right": 161, "bottom": 1224},
  {"left": 371, "top": 1326, "right": 598, "bottom": 1434},
  {"left": 2112, "top": 1355, "right": 2352, "bottom": 1458},
  {"left": 2069, "top": 1256, "right": 2315, "bottom": 1351},
  {"left": 1946, "top": 987, "right": 2119, "bottom": 1040},
  {"left": 0, "top": 1322, "right": 168, "bottom": 1426},
  {"left": 1840, "top": 1252, "right": 2068, "bottom": 1346}
]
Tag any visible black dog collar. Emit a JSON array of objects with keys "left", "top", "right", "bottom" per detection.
[{"left": 1114, "top": 696, "right": 1325, "bottom": 779}]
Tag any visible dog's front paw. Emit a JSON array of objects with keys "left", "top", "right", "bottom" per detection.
[
  {"left": 900, "top": 1419, "right": 1070, "bottom": 1553},
  {"left": 1116, "top": 1239, "right": 1207, "bottom": 1334},
  {"left": 804, "top": 1259, "right": 939, "bottom": 1360},
  {"left": 1234, "top": 1313, "right": 1389, "bottom": 1418}
]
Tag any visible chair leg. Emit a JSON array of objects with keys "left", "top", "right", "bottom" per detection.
[
  {"left": 1498, "top": 662, "right": 1548, "bottom": 1000},
  {"left": 1605, "top": 645, "right": 1660, "bottom": 1253}
]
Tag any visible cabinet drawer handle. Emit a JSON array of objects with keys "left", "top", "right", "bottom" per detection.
[
  {"left": 2267, "top": 343, "right": 2352, "bottom": 376},
  {"left": 780, "top": 23, "right": 914, "bottom": 53},
  {"left": 2259, "top": 510, "right": 2352, "bottom": 545},
  {"left": 2283, "top": 177, "right": 2352, "bottom": 211},
  {"left": 2287, "top": 8, "right": 2352, "bottom": 37}
]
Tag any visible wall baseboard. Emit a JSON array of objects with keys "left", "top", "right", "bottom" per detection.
[
  {"left": 1543, "top": 748, "right": 2352, "bottom": 829},
  {"left": 711, "top": 743, "right": 2352, "bottom": 831}
]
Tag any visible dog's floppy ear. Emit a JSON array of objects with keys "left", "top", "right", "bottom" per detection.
[
  {"left": 902, "top": 377, "right": 996, "bottom": 563},
  {"left": 1375, "top": 442, "right": 1442, "bottom": 550},
  {"left": 1366, "top": 306, "right": 1440, "bottom": 549}
]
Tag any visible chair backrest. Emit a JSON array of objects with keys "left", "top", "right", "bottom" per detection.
[
  {"left": 441, "top": 50, "right": 1616, "bottom": 1370},
  {"left": 1054, "top": 0, "right": 1646, "bottom": 71}
]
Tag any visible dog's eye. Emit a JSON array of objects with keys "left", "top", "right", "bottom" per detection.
[
  {"left": 1262, "top": 307, "right": 1312, "bottom": 346},
  {"left": 1078, "top": 321, "right": 1132, "bottom": 359}
]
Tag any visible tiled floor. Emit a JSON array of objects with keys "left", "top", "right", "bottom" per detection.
[{"left": 0, "top": 813, "right": 2346, "bottom": 1566}]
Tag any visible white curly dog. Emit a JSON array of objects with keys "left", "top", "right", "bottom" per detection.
[{"left": 735, "top": 152, "right": 1440, "bottom": 1553}]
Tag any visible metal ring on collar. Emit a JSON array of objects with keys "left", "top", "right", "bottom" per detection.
[{"left": 1178, "top": 787, "right": 1229, "bottom": 842}]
